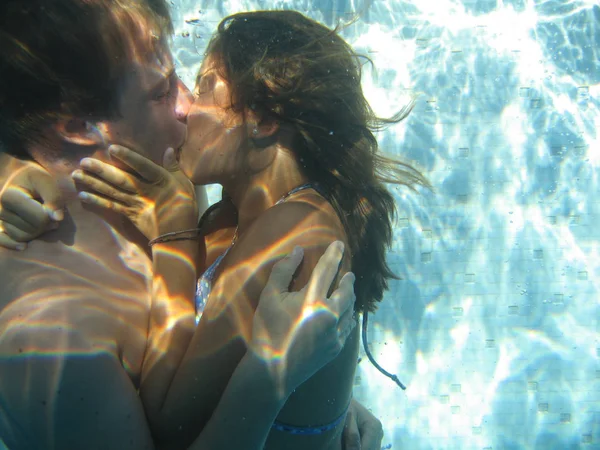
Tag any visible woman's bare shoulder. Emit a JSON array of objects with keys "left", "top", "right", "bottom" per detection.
[{"left": 247, "top": 192, "right": 345, "bottom": 250}]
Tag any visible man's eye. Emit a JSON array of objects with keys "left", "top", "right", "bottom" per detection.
[
  {"left": 154, "top": 71, "right": 179, "bottom": 101},
  {"left": 155, "top": 83, "right": 176, "bottom": 101},
  {"left": 154, "top": 90, "right": 169, "bottom": 100}
]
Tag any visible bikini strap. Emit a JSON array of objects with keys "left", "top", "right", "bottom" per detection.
[{"left": 275, "top": 182, "right": 320, "bottom": 205}]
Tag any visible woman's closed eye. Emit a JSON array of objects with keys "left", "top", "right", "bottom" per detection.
[{"left": 194, "top": 72, "right": 216, "bottom": 96}]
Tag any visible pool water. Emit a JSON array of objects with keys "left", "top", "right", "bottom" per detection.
[{"left": 167, "top": 1, "right": 599, "bottom": 449}]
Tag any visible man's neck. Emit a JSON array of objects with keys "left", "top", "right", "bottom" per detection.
[
  {"left": 43, "top": 173, "right": 148, "bottom": 253},
  {"left": 24, "top": 140, "right": 147, "bottom": 248}
]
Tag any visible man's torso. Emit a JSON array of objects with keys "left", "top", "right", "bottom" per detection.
[{"left": 0, "top": 220, "right": 153, "bottom": 446}]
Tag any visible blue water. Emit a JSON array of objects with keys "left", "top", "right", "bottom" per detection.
[{"left": 169, "top": 1, "right": 600, "bottom": 449}]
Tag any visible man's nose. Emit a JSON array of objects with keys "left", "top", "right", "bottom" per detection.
[{"left": 175, "top": 78, "right": 193, "bottom": 124}]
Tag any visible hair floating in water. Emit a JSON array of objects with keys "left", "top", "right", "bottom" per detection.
[{"left": 362, "top": 311, "right": 406, "bottom": 390}]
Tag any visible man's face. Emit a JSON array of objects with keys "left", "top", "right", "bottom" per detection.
[{"left": 101, "top": 43, "right": 193, "bottom": 166}]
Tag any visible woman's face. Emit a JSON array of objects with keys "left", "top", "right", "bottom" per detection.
[{"left": 178, "top": 54, "right": 249, "bottom": 185}]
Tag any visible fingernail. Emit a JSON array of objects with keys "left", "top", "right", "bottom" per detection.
[
  {"left": 71, "top": 170, "right": 83, "bottom": 180},
  {"left": 108, "top": 145, "right": 121, "bottom": 155},
  {"left": 80, "top": 159, "right": 92, "bottom": 169},
  {"left": 16, "top": 244, "right": 26, "bottom": 251},
  {"left": 78, "top": 192, "right": 90, "bottom": 201},
  {"left": 51, "top": 210, "right": 64, "bottom": 221},
  {"left": 291, "top": 246, "right": 303, "bottom": 258},
  {"left": 346, "top": 272, "right": 356, "bottom": 284},
  {"left": 163, "top": 148, "right": 176, "bottom": 167}
]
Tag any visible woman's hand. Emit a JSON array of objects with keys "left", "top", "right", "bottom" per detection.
[
  {"left": 250, "top": 241, "right": 357, "bottom": 396},
  {"left": 0, "top": 163, "right": 64, "bottom": 250},
  {"left": 73, "top": 145, "right": 198, "bottom": 240}
]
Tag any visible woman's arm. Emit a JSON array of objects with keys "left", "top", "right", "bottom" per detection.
[
  {"left": 140, "top": 237, "right": 201, "bottom": 409},
  {"left": 69, "top": 146, "right": 358, "bottom": 449},
  {"left": 187, "top": 350, "right": 288, "bottom": 449},
  {"left": 145, "top": 197, "right": 358, "bottom": 448},
  {"left": 0, "top": 159, "right": 209, "bottom": 251},
  {"left": 72, "top": 147, "right": 204, "bottom": 412},
  {"left": 187, "top": 243, "right": 356, "bottom": 450}
]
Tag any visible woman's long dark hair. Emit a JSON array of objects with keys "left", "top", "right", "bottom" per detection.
[{"left": 207, "top": 10, "right": 430, "bottom": 314}]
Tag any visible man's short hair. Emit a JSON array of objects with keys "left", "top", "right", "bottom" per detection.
[{"left": 0, "top": 0, "right": 173, "bottom": 159}]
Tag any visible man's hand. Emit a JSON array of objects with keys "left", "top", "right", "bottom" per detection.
[
  {"left": 250, "top": 241, "right": 357, "bottom": 397},
  {"left": 342, "top": 399, "right": 384, "bottom": 450}
]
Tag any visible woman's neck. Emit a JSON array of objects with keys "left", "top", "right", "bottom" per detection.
[{"left": 223, "top": 146, "right": 308, "bottom": 234}]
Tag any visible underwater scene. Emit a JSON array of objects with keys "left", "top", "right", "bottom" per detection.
[
  {"left": 0, "top": 0, "right": 598, "bottom": 449},
  {"left": 169, "top": 0, "right": 599, "bottom": 448}
]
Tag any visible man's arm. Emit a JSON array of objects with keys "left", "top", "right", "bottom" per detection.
[
  {"left": 0, "top": 326, "right": 156, "bottom": 450},
  {"left": 342, "top": 399, "right": 385, "bottom": 450}
]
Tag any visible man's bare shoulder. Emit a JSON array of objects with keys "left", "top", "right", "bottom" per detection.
[
  {"left": 0, "top": 238, "right": 152, "bottom": 385},
  {"left": 0, "top": 236, "right": 151, "bottom": 310}
]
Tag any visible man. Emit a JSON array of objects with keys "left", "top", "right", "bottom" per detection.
[{"left": 0, "top": 0, "right": 383, "bottom": 449}]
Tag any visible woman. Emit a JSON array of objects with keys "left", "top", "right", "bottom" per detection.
[{"left": 0, "top": 10, "right": 428, "bottom": 449}]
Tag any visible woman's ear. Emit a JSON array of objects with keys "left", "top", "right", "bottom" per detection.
[
  {"left": 246, "top": 104, "right": 281, "bottom": 140},
  {"left": 53, "top": 118, "right": 105, "bottom": 147},
  {"left": 249, "top": 118, "right": 280, "bottom": 139}
]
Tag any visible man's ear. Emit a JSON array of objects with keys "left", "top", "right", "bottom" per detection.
[{"left": 52, "top": 118, "right": 105, "bottom": 147}]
